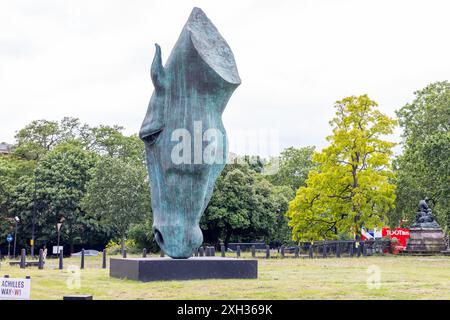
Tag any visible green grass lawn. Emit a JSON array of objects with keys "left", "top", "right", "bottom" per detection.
[{"left": 1, "top": 254, "right": 449, "bottom": 300}]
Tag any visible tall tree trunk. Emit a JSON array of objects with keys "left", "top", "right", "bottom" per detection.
[
  {"left": 68, "top": 222, "right": 74, "bottom": 254},
  {"left": 121, "top": 233, "right": 125, "bottom": 255},
  {"left": 224, "top": 227, "right": 232, "bottom": 249}
]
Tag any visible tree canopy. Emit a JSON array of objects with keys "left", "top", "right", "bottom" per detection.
[
  {"left": 201, "top": 162, "right": 293, "bottom": 246},
  {"left": 2, "top": 82, "right": 447, "bottom": 254},
  {"left": 82, "top": 156, "right": 151, "bottom": 253},
  {"left": 287, "top": 95, "right": 397, "bottom": 240},
  {"left": 268, "top": 146, "right": 315, "bottom": 191},
  {"left": 394, "top": 81, "right": 450, "bottom": 229}
]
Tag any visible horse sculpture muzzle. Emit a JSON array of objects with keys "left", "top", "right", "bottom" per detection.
[{"left": 139, "top": 7, "right": 241, "bottom": 258}]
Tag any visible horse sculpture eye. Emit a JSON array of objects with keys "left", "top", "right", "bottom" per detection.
[{"left": 141, "top": 128, "right": 163, "bottom": 146}]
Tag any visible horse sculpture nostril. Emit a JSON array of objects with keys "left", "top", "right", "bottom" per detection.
[{"left": 154, "top": 228, "right": 164, "bottom": 246}]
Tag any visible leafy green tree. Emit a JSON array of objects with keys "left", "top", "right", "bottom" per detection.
[
  {"left": 82, "top": 156, "right": 151, "bottom": 253},
  {"left": 241, "top": 155, "right": 265, "bottom": 173},
  {"left": 5, "top": 117, "right": 147, "bottom": 252},
  {"left": 270, "top": 185, "right": 295, "bottom": 245},
  {"left": 0, "top": 156, "right": 35, "bottom": 242},
  {"left": 268, "top": 146, "right": 315, "bottom": 191},
  {"left": 13, "top": 117, "right": 145, "bottom": 163},
  {"left": 127, "top": 220, "right": 159, "bottom": 252},
  {"left": 8, "top": 142, "right": 98, "bottom": 252},
  {"left": 38, "top": 142, "right": 97, "bottom": 250},
  {"left": 201, "top": 163, "right": 289, "bottom": 247},
  {"left": 394, "top": 81, "right": 450, "bottom": 229},
  {"left": 14, "top": 119, "right": 60, "bottom": 160},
  {"left": 287, "top": 95, "right": 397, "bottom": 240}
]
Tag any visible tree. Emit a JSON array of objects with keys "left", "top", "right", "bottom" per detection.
[
  {"left": 127, "top": 219, "right": 159, "bottom": 252},
  {"left": 14, "top": 119, "right": 60, "bottom": 160},
  {"left": 287, "top": 95, "right": 397, "bottom": 240},
  {"left": 268, "top": 146, "right": 316, "bottom": 191},
  {"left": 4, "top": 117, "right": 147, "bottom": 252},
  {"left": 0, "top": 155, "right": 35, "bottom": 242},
  {"left": 270, "top": 185, "right": 295, "bottom": 245},
  {"left": 7, "top": 142, "right": 98, "bottom": 252},
  {"left": 82, "top": 157, "right": 151, "bottom": 253},
  {"left": 13, "top": 117, "right": 145, "bottom": 164},
  {"left": 394, "top": 81, "right": 450, "bottom": 229},
  {"left": 201, "top": 162, "right": 289, "bottom": 247}
]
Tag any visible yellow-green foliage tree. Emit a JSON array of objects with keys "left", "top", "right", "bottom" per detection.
[{"left": 287, "top": 95, "right": 397, "bottom": 240}]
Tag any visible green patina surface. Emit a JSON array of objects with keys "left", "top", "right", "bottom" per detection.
[{"left": 139, "top": 8, "right": 240, "bottom": 258}]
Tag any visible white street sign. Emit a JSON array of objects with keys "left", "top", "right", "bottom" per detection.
[
  {"left": 53, "top": 246, "right": 63, "bottom": 254},
  {"left": 0, "top": 277, "right": 31, "bottom": 300}
]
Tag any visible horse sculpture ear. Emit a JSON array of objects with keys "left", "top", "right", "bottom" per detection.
[
  {"left": 139, "top": 44, "right": 166, "bottom": 145},
  {"left": 151, "top": 43, "right": 166, "bottom": 90}
]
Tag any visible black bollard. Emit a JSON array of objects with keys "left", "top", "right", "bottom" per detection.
[
  {"left": 199, "top": 247, "right": 204, "bottom": 257},
  {"left": 206, "top": 247, "right": 211, "bottom": 257},
  {"left": 336, "top": 242, "right": 341, "bottom": 258},
  {"left": 236, "top": 245, "right": 241, "bottom": 258},
  {"left": 251, "top": 245, "right": 256, "bottom": 258},
  {"left": 160, "top": 249, "right": 164, "bottom": 257},
  {"left": 20, "top": 249, "right": 26, "bottom": 269},
  {"left": 59, "top": 250, "right": 63, "bottom": 270},
  {"left": 322, "top": 242, "right": 327, "bottom": 258},
  {"left": 81, "top": 249, "right": 85, "bottom": 269},
  {"left": 221, "top": 245, "right": 225, "bottom": 257},
  {"left": 211, "top": 247, "right": 216, "bottom": 256},
  {"left": 38, "top": 249, "right": 44, "bottom": 269},
  {"left": 265, "top": 245, "right": 270, "bottom": 259},
  {"left": 102, "top": 249, "right": 107, "bottom": 269},
  {"left": 357, "top": 242, "right": 361, "bottom": 257},
  {"left": 294, "top": 246, "right": 299, "bottom": 258},
  {"left": 123, "top": 249, "right": 127, "bottom": 258},
  {"left": 195, "top": 248, "right": 199, "bottom": 257},
  {"left": 349, "top": 241, "right": 354, "bottom": 257},
  {"left": 142, "top": 248, "right": 147, "bottom": 258},
  {"left": 309, "top": 243, "right": 314, "bottom": 259},
  {"left": 280, "top": 246, "right": 285, "bottom": 258}
]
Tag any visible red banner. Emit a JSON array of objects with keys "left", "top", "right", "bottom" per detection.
[{"left": 382, "top": 227, "right": 410, "bottom": 253}]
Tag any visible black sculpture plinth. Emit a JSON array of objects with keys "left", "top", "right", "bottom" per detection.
[{"left": 110, "top": 257, "right": 258, "bottom": 282}]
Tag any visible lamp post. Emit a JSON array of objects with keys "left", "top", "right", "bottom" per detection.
[
  {"left": 31, "top": 171, "right": 38, "bottom": 257},
  {"left": 13, "top": 216, "right": 20, "bottom": 259},
  {"left": 56, "top": 222, "right": 63, "bottom": 257}
]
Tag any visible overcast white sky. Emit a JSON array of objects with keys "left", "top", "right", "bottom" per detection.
[{"left": 1, "top": 0, "right": 449, "bottom": 156}]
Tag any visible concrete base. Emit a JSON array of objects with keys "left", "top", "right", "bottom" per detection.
[
  {"left": 109, "top": 257, "right": 258, "bottom": 282},
  {"left": 404, "top": 228, "right": 446, "bottom": 254}
]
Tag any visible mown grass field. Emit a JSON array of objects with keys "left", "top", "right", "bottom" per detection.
[{"left": 1, "top": 254, "right": 449, "bottom": 300}]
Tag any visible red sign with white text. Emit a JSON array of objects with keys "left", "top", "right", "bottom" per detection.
[{"left": 382, "top": 227, "right": 410, "bottom": 252}]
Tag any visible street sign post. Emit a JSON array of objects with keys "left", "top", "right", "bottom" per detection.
[
  {"left": 6, "top": 234, "right": 13, "bottom": 259},
  {"left": 56, "top": 222, "right": 63, "bottom": 256}
]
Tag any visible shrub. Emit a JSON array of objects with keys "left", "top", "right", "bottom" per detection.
[{"left": 105, "top": 239, "right": 141, "bottom": 255}]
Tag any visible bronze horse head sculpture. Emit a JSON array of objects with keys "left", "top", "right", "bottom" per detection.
[{"left": 139, "top": 7, "right": 240, "bottom": 258}]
